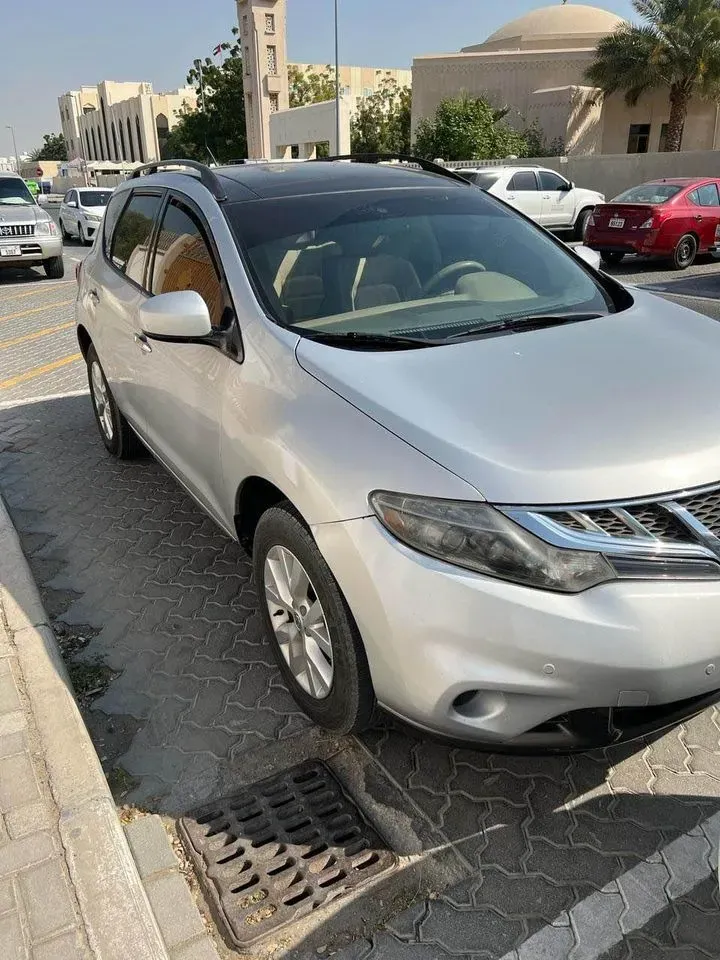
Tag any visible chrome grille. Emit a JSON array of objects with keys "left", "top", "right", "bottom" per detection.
[{"left": 0, "top": 224, "right": 34, "bottom": 238}]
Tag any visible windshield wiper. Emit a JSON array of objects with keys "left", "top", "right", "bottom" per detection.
[
  {"left": 445, "top": 312, "right": 603, "bottom": 340},
  {"left": 297, "top": 329, "right": 438, "bottom": 350}
]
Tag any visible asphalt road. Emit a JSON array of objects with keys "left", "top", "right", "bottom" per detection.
[{"left": 3, "top": 218, "right": 720, "bottom": 957}]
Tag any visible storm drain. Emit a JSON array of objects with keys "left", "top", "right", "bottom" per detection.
[{"left": 179, "top": 760, "right": 397, "bottom": 948}]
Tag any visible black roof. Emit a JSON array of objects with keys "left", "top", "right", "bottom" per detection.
[{"left": 214, "top": 161, "right": 466, "bottom": 202}]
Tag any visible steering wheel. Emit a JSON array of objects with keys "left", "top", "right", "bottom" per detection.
[{"left": 423, "top": 261, "right": 487, "bottom": 296}]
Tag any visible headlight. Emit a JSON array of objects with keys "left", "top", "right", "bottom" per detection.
[
  {"left": 84, "top": 212, "right": 102, "bottom": 222},
  {"left": 35, "top": 219, "right": 57, "bottom": 236},
  {"left": 370, "top": 492, "right": 614, "bottom": 593}
]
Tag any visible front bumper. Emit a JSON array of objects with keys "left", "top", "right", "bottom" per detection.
[
  {"left": 0, "top": 235, "right": 62, "bottom": 265},
  {"left": 315, "top": 516, "right": 720, "bottom": 749},
  {"left": 81, "top": 218, "right": 101, "bottom": 240}
]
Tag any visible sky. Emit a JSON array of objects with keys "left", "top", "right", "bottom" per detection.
[{"left": 0, "top": 0, "right": 636, "bottom": 156}]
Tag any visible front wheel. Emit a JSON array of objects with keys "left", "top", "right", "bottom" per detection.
[
  {"left": 43, "top": 256, "right": 64, "bottom": 279},
  {"left": 600, "top": 251, "right": 624, "bottom": 266},
  {"left": 574, "top": 207, "right": 593, "bottom": 241},
  {"left": 86, "top": 345, "right": 142, "bottom": 458},
  {"left": 671, "top": 233, "right": 697, "bottom": 270},
  {"left": 253, "top": 504, "right": 375, "bottom": 735},
  {"left": 59, "top": 219, "right": 70, "bottom": 242}
]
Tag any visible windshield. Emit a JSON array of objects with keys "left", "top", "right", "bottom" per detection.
[
  {"left": 79, "top": 190, "right": 112, "bottom": 207},
  {"left": 0, "top": 178, "right": 35, "bottom": 206},
  {"left": 226, "top": 187, "right": 614, "bottom": 343},
  {"left": 613, "top": 183, "right": 683, "bottom": 204},
  {"left": 463, "top": 172, "right": 501, "bottom": 191}
]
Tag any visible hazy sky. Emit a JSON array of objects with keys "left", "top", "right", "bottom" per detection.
[{"left": 1, "top": 0, "right": 635, "bottom": 156}]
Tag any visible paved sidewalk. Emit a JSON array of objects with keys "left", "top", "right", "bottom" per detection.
[{"left": 0, "top": 496, "right": 218, "bottom": 960}]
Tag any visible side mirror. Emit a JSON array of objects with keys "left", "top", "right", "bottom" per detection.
[
  {"left": 574, "top": 244, "right": 601, "bottom": 271},
  {"left": 68, "top": 200, "right": 78, "bottom": 208},
  {"left": 139, "top": 291, "right": 212, "bottom": 341},
  {"left": 561, "top": 181, "right": 574, "bottom": 191}
]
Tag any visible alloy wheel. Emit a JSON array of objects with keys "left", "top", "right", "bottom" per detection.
[
  {"left": 264, "top": 545, "right": 334, "bottom": 699},
  {"left": 90, "top": 361, "right": 114, "bottom": 442}
]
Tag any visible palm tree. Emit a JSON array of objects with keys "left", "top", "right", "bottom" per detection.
[{"left": 585, "top": 0, "right": 720, "bottom": 152}]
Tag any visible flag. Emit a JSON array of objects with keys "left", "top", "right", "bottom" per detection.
[{"left": 213, "top": 44, "right": 223, "bottom": 56}]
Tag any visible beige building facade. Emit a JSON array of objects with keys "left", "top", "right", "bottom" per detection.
[
  {"left": 58, "top": 81, "right": 196, "bottom": 165},
  {"left": 294, "top": 63, "right": 412, "bottom": 112},
  {"left": 412, "top": 3, "right": 720, "bottom": 156}
]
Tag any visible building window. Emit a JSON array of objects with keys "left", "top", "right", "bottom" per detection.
[
  {"left": 269, "top": 93, "right": 279, "bottom": 113},
  {"left": 659, "top": 122, "right": 683, "bottom": 152},
  {"left": 267, "top": 45, "right": 277, "bottom": 75},
  {"left": 363, "top": 87, "right": 373, "bottom": 97},
  {"left": 265, "top": 13, "right": 275, "bottom": 33},
  {"left": 245, "top": 48, "right": 251, "bottom": 75},
  {"left": 627, "top": 123, "right": 650, "bottom": 154},
  {"left": 291, "top": 144, "right": 300, "bottom": 159},
  {"left": 243, "top": 14, "right": 248, "bottom": 34}
]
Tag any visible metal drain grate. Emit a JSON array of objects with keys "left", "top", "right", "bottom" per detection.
[{"left": 179, "top": 760, "right": 397, "bottom": 948}]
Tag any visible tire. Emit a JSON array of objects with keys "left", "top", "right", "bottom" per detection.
[
  {"left": 59, "top": 219, "right": 70, "bottom": 241},
  {"left": 671, "top": 233, "right": 697, "bottom": 270},
  {"left": 574, "top": 207, "right": 593, "bottom": 241},
  {"left": 600, "top": 251, "right": 624, "bottom": 266},
  {"left": 43, "top": 256, "right": 64, "bottom": 279},
  {"left": 253, "top": 504, "right": 375, "bottom": 735},
  {"left": 78, "top": 223, "right": 90, "bottom": 247},
  {"left": 86, "top": 345, "right": 142, "bottom": 459}
]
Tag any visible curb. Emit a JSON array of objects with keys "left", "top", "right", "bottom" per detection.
[{"left": 0, "top": 493, "right": 171, "bottom": 959}]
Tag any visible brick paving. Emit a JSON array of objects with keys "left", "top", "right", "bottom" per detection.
[
  {"left": 2, "top": 272, "right": 720, "bottom": 955},
  {"left": 0, "top": 642, "right": 91, "bottom": 959}
]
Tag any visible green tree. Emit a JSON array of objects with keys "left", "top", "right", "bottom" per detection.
[
  {"left": 413, "top": 95, "right": 530, "bottom": 161},
  {"left": 288, "top": 65, "right": 337, "bottom": 107},
  {"left": 162, "top": 29, "right": 247, "bottom": 163},
  {"left": 30, "top": 133, "right": 67, "bottom": 161},
  {"left": 351, "top": 76, "right": 412, "bottom": 154},
  {"left": 585, "top": 0, "right": 720, "bottom": 152}
]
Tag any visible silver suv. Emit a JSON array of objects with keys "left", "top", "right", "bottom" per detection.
[
  {"left": 0, "top": 173, "right": 64, "bottom": 278},
  {"left": 76, "top": 158, "right": 720, "bottom": 751}
]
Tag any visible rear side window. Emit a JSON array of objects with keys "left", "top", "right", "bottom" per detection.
[
  {"left": 109, "top": 193, "right": 163, "bottom": 288},
  {"left": 465, "top": 172, "right": 501, "bottom": 191},
  {"left": 509, "top": 171, "right": 538, "bottom": 191},
  {"left": 150, "top": 198, "right": 232, "bottom": 328},
  {"left": 690, "top": 183, "right": 720, "bottom": 207}
]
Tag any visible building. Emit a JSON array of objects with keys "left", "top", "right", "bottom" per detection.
[
  {"left": 411, "top": 2, "right": 720, "bottom": 156},
  {"left": 292, "top": 63, "right": 412, "bottom": 112},
  {"left": 58, "top": 81, "right": 196, "bottom": 165},
  {"left": 237, "top": 0, "right": 411, "bottom": 160}
]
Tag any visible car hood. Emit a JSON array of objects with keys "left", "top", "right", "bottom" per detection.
[
  {"left": 0, "top": 204, "right": 42, "bottom": 225},
  {"left": 296, "top": 290, "right": 720, "bottom": 505},
  {"left": 81, "top": 205, "right": 106, "bottom": 216}
]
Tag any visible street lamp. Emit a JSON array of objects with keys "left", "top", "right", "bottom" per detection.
[
  {"left": 334, "top": 0, "right": 341, "bottom": 154},
  {"left": 5, "top": 125, "right": 20, "bottom": 175}
]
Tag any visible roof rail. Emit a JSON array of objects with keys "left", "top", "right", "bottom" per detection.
[
  {"left": 311, "top": 153, "right": 471, "bottom": 186},
  {"left": 130, "top": 160, "right": 227, "bottom": 202}
]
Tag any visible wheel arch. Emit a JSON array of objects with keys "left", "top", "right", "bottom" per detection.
[
  {"left": 234, "top": 476, "right": 302, "bottom": 553},
  {"left": 77, "top": 324, "right": 92, "bottom": 359}
]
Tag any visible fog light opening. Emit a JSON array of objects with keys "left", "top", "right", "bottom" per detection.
[{"left": 451, "top": 689, "right": 506, "bottom": 721}]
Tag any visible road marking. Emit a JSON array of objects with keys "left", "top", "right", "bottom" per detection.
[
  {"left": 0, "top": 387, "right": 89, "bottom": 409},
  {"left": 640, "top": 285, "right": 720, "bottom": 306},
  {"left": 0, "top": 282, "right": 70, "bottom": 303},
  {"left": 0, "top": 321, "right": 75, "bottom": 351},
  {"left": 0, "top": 353, "right": 81, "bottom": 390},
  {"left": 0, "top": 300, "right": 75, "bottom": 324},
  {"left": 500, "top": 809, "right": 720, "bottom": 960}
]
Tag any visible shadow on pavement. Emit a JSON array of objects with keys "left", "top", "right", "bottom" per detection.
[{"left": 1, "top": 392, "right": 719, "bottom": 958}]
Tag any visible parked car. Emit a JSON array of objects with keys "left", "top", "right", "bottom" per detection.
[
  {"left": 585, "top": 178, "right": 720, "bottom": 270},
  {"left": 59, "top": 187, "right": 113, "bottom": 246},
  {"left": 0, "top": 172, "right": 64, "bottom": 279},
  {"left": 458, "top": 165, "right": 603, "bottom": 239},
  {"left": 76, "top": 156, "right": 720, "bottom": 751}
]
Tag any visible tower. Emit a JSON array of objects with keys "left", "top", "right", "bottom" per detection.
[{"left": 237, "top": 0, "right": 290, "bottom": 159}]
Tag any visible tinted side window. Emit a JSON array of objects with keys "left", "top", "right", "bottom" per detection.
[
  {"left": 697, "top": 183, "right": 720, "bottom": 206},
  {"left": 687, "top": 190, "right": 699, "bottom": 205},
  {"left": 150, "top": 198, "right": 231, "bottom": 328},
  {"left": 63, "top": 191, "right": 72, "bottom": 203},
  {"left": 539, "top": 171, "right": 568, "bottom": 191},
  {"left": 509, "top": 172, "right": 538, "bottom": 191},
  {"left": 110, "top": 193, "right": 163, "bottom": 288},
  {"left": 103, "top": 191, "right": 130, "bottom": 258}
]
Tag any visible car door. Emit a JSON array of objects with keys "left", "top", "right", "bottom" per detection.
[
  {"left": 687, "top": 182, "right": 720, "bottom": 251},
  {"left": 64, "top": 190, "right": 78, "bottom": 235},
  {"left": 538, "top": 170, "right": 575, "bottom": 228},
  {"left": 504, "top": 170, "right": 543, "bottom": 222},
  {"left": 90, "top": 188, "right": 165, "bottom": 433},
  {"left": 134, "top": 192, "right": 237, "bottom": 521}
]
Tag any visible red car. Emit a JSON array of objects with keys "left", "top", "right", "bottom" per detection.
[{"left": 585, "top": 178, "right": 720, "bottom": 270}]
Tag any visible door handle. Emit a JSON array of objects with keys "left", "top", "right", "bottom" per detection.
[
  {"left": 134, "top": 333, "right": 152, "bottom": 354},
  {"left": 695, "top": 215, "right": 704, "bottom": 221},
  {"left": 542, "top": 194, "right": 551, "bottom": 199},
  {"left": 88, "top": 289, "right": 100, "bottom": 303}
]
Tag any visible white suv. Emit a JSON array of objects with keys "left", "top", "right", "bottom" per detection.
[{"left": 460, "top": 165, "right": 604, "bottom": 238}]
